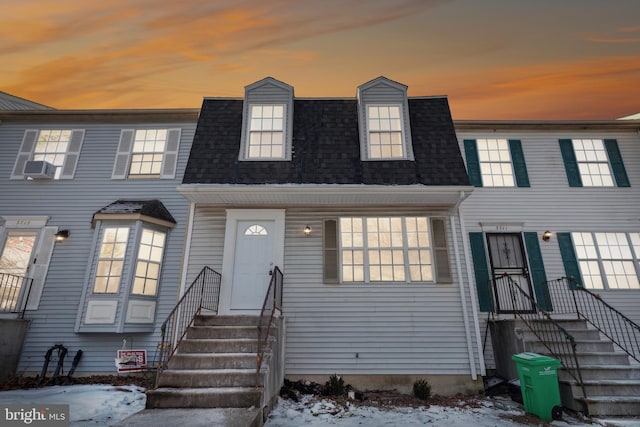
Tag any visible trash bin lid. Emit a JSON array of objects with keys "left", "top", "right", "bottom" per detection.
[{"left": 511, "top": 352, "right": 561, "bottom": 366}]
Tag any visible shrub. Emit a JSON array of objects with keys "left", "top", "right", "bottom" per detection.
[
  {"left": 412, "top": 378, "right": 431, "bottom": 400},
  {"left": 324, "top": 374, "right": 346, "bottom": 396}
]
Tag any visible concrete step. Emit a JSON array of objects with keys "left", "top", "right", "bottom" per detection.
[
  {"left": 157, "top": 369, "right": 261, "bottom": 388},
  {"left": 146, "top": 387, "right": 262, "bottom": 409},
  {"left": 526, "top": 339, "right": 614, "bottom": 354},
  {"left": 195, "top": 315, "right": 259, "bottom": 327},
  {"left": 575, "top": 352, "right": 631, "bottom": 366},
  {"left": 522, "top": 328, "right": 601, "bottom": 341},
  {"left": 168, "top": 353, "right": 257, "bottom": 370},
  {"left": 179, "top": 338, "right": 258, "bottom": 353},
  {"left": 529, "top": 319, "right": 589, "bottom": 330},
  {"left": 563, "top": 379, "right": 640, "bottom": 398},
  {"left": 186, "top": 325, "right": 259, "bottom": 339},
  {"left": 578, "top": 396, "right": 640, "bottom": 416},
  {"left": 559, "top": 365, "right": 640, "bottom": 381}
]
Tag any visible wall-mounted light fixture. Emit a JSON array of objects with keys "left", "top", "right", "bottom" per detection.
[
  {"left": 54, "top": 229, "right": 70, "bottom": 242},
  {"left": 542, "top": 230, "right": 552, "bottom": 242},
  {"left": 303, "top": 225, "right": 312, "bottom": 236}
]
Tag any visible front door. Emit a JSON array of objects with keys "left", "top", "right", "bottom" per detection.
[
  {"left": 0, "top": 230, "right": 38, "bottom": 310},
  {"left": 486, "top": 233, "right": 536, "bottom": 313},
  {"left": 230, "top": 221, "right": 274, "bottom": 310}
]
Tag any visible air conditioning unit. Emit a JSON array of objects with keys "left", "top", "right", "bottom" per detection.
[{"left": 24, "top": 160, "right": 56, "bottom": 179}]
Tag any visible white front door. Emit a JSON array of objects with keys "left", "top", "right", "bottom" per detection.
[
  {"left": 219, "top": 209, "right": 285, "bottom": 314},
  {"left": 230, "top": 221, "right": 274, "bottom": 310}
]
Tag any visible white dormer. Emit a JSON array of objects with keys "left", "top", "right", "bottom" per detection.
[
  {"left": 239, "top": 77, "right": 294, "bottom": 161},
  {"left": 357, "top": 76, "right": 414, "bottom": 161}
]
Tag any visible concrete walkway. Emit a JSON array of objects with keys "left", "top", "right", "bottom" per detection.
[{"left": 113, "top": 407, "right": 262, "bottom": 427}]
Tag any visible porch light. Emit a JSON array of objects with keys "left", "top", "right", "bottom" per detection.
[
  {"left": 303, "top": 225, "right": 312, "bottom": 236},
  {"left": 542, "top": 230, "right": 552, "bottom": 242},
  {"left": 54, "top": 230, "right": 70, "bottom": 242}
]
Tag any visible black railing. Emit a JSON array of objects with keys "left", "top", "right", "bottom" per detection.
[
  {"left": 0, "top": 273, "right": 34, "bottom": 318},
  {"left": 156, "top": 266, "right": 221, "bottom": 383},
  {"left": 492, "top": 275, "right": 586, "bottom": 397},
  {"left": 256, "top": 266, "right": 283, "bottom": 386},
  {"left": 546, "top": 277, "right": 640, "bottom": 363}
]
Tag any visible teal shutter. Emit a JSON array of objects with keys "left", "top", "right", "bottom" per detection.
[
  {"left": 469, "top": 232, "right": 493, "bottom": 311},
  {"left": 464, "top": 140, "right": 482, "bottom": 187},
  {"left": 523, "top": 232, "right": 551, "bottom": 311},
  {"left": 508, "top": 139, "right": 530, "bottom": 187},
  {"left": 604, "top": 139, "right": 630, "bottom": 187},
  {"left": 559, "top": 139, "right": 582, "bottom": 187},
  {"left": 557, "top": 232, "right": 583, "bottom": 290}
]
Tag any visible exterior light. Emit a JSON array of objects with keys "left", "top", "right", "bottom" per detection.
[
  {"left": 304, "top": 225, "right": 312, "bottom": 236},
  {"left": 542, "top": 230, "right": 552, "bottom": 242},
  {"left": 54, "top": 230, "right": 70, "bottom": 242}
]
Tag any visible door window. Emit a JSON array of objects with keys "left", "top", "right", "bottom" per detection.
[{"left": 0, "top": 231, "right": 37, "bottom": 309}]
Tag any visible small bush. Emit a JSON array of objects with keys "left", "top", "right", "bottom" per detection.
[
  {"left": 412, "top": 379, "right": 431, "bottom": 400},
  {"left": 324, "top": 374, "right": 346, "bottom": 396}
]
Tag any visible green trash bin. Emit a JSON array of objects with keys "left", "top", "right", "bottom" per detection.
[{"left": 511, "top": 352, "right": 563, "bottom": 421}]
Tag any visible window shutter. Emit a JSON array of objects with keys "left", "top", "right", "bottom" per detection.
[
  {"left": 323, "top": 219, "right": 339, "bottom": 284},
  {"left": 25, "top": 226, "right": 57, "bottom": 310},
  {"left": 508, "top": 139, "right": 530, "bottom": 187},
  {"left": 60, "top": 129, "right": 85, "bottom": 179},
  {"left": 161, "top": 128, "right": 181, "bottom": 179},
  {"left": 557, "top": 232, "right": 582, "bottom": 290},
  {"left": 604, "top": 139, "right": 630, "bottom": 187},
  {"left": 523, "top": 232, "right": 551, "bottom": 311},
  {"left": 11, "top": 130, "right": 38, "bottom": 180},
  {"left": 431, "top": 218, "right": 452, "bottom": 283},
  {"left": 463, "top": 139, "right": 482, "bottom": 187},
  {"left": 112, "top": 129, "right": 134, "bottom": 179},
  {"left": 559, "top": 139, "right": 582, "bottom": 187},
  {"left": 469, "top": 232, "right": 493, "bottom": 311}
]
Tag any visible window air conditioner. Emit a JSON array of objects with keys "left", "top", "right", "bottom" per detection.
[{"left": 24, "top": 160, "right": 56, "bottom": 179}]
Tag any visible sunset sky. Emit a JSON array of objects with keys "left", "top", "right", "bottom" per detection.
[{"left": 2, "top": 0, "right": 640, "bottom": 119}]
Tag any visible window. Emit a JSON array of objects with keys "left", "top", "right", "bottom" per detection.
[
  {"left": 463, "top": 139, "right": 529, "bottom": 187},
  {"left": 132, "top": 229, "right": 166, "bottom": 296},
  {"left": 0, "top": 231, "right": 37, "bottom": 310},
  {"left": 339, "top": 217, "right": 433, "bottom": 283},
  {"left": 93, "top": 227, "right": 129, "bottom": 294},
  {"left": 246, "top": 105, "right": 285, "bottom": 159},
  {"left": 11, "top": 129, "right": 85, "bottom": 180},
  {"left": 112, "top": 128, "right": 181, "bottom": 179},
  {"left": 572, "top": 232, "right": 640, "bottom": 289},
  {"left": 476, "top": 139, "right": 515, "bottom": 187},
  {"left": 572, "top": 139, "right": 614, "bottom": 187},
  {"left": 559, "top": 138, "right": 630, "bottom": 188},
  {"left": 366, "top": 105, "right": 404, "bottom": 159}
]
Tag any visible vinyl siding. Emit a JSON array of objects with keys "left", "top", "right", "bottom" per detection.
[
  {"left": 186, "top": 205, "right": 483, "bottom": 376},
  {"left": 0, "top": 120, "right": 195, "bottom": 373},
  {"left": 457, "top": 129, "right": 640, "bottom": 368}
]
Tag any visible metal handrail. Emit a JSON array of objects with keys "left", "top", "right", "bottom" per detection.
[
  {"left": 0, "top": 272, "right": 34, "bottom": 319},
  {"left": 546, "top": 277, "right": 640, "bottom": 363},
  {"left": 256, "top": 266, "right": 283, "bottom": 386},
  {"left": 492, "top": 274, "right": 586, "bottom": 398},
  {"left": 155, "top": 266, "right": 221, "bottom": 384}
]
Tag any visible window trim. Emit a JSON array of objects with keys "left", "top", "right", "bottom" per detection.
[
  {"left": 11, "top": 129, "right": 85, "bottom": 180},
  {"left": 112, "top": 128, "right": 181, "bottom": 180},
  {"left": 364, "top": 104, "right": 406, "bottom": 160},
  {"left": 243, "top": 104, "right": 287, "bottom": 160},
  {"left": 464, "top": 139, "right": 529, "bottom": 188}
]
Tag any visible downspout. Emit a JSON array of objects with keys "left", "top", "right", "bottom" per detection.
[
  {"left": 451, "top": 214, "right": 477, "bottom": 380},
  {"left": 459, "top": 209, "right": 486, "bottom": 376},
  {"left": 178, "top": 202, "right": 196, "bottom": 297}
]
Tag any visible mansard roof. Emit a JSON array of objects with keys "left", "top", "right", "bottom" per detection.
[{"left": 183, "top": 96, "right": 470, "bottom": 187}]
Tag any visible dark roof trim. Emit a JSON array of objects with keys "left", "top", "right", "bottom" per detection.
[
  {"left": 92, "top": 200, "right": 176, "bottom": 228},
  {"left": 0, "top": 109, "right": 199, "bottom": 124},
  {"left": 455, "top": 119, "right": 640, "bottom": 131}
]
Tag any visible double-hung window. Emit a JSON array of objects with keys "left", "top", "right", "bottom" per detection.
[
  {"left": 246, "top": 105, "right": 285, "bottom": 159},
  {"left": 330, "top": 216, "right": 450, "bottom": 284},
  {"left": 559, "top": 138, "right": 630, "bottom": 187},
  {"left": 366, "top": 105, "right": 405, "bottom": 159},
  {"left": 463, "top": 138, "right": 529, "bottom": 187},
  {"left": 112, "top": 128, "right": 181, "bottom": 179},
  {"left": 11, "top": 129, "right": 85, "bottom": 180},
  {"left": 571, "top": 232, "right": 640, "bottom": 289}
]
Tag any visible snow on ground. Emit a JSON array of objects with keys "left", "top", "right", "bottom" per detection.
[{"left": 0, "top": 384, "right": 145, "bottom": 426}]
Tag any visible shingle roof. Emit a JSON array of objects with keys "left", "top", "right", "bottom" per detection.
[
  {"left": 92, "top": 200, "right": 176, "bottom": 227},
  {"left": 182, "top": 97, "right": 470, "bottom": 186}
]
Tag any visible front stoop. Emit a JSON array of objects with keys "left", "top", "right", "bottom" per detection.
[
  {"left": 146, "top": 315, "right": 269, "bottom": 412},
  {"left": 528, "top": 319, "right": 640, "bottom": 416}
]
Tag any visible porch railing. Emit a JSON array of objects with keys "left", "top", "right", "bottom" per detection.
[
  {"left": 155, "top": 266, "right": 221, "bottom": 383},
  {"left": 492, "top": 274, "right": 586, "bottom": 397},
  {"left": 256, "top": 266, "right": 283, "bottom": 388},
  {"left": 0, "top": 273, "right": 34, "bottom": 319},
  {"left": 545, "top": 277, "right": 640, "bottom": 363}
]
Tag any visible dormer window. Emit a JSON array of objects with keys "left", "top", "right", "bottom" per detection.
[
  {"left": 357, "top": 77, "right": 414, "bottom": 161},
  {"left": 239, "top": 77, "right": 293, "bottom": 161},
  {"left": 247, "top": 104, "right": 286, "bottom": 159}
]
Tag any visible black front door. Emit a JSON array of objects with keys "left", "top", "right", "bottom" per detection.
[{"left": 486, "top": 233, "right": 536, "bottom": 313}]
